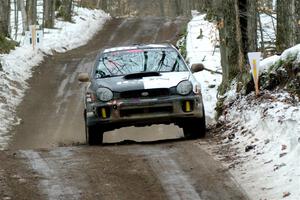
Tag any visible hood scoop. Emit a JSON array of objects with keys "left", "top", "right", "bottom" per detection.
[{"left": 124, "top": 72, "right": 161, "bottom": 80}]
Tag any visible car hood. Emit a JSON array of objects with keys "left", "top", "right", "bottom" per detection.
[{"left": 94, "top": 72, "right": 190, "bottom": 92}]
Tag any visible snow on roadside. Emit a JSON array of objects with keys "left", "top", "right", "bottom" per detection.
[
  {"left": 186, "top": 11, "right": 222, "bottom": 123},
  {"left": 219, "top": 91, "right": 300, "bottom": 200},
  {"left": 219, "top": 44, "right": 300, "bottom": 200},
  {"left": 260, "top": 44, "right": 300, "bottom": 72},
  {"left": 186, "top": 10, "right": 300, "bottom": 200},
  {"left": 0, "top": 7, "right": 110, "bottom": 150}
]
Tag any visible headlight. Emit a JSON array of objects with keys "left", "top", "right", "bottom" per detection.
[
  {"left": 96, "top": 88, "right": 113, "bottom": 102},
  {"left": 176, "top": 80, "right": 193, "bottom": 95}
]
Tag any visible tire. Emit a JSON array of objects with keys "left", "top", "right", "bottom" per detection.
[
  {"left": 183, "top": 107, "right": 206, "bottom": 139},
  {"left": 84, "top": 110, "right": 103, "bottom": 145},
  {"left": 86, "top": 124, "right": 103, "bottom": 145}
]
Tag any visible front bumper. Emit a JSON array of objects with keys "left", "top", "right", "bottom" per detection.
[{"left": 85, "top": 95, "right": 204, "bottom": 130}]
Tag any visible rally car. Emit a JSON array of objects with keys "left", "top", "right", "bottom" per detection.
[{"left": 78, "top": 44, "right": 206, "bottom": 145}]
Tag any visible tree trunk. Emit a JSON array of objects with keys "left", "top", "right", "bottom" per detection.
[
  {"left": 277, "top": 0, "right": 299, "bottom": 52},
  {"left": 246, "top": 0, "right": 257, "bottom": 52},
  {"left": 26, "top": 0, "right": 37, "bottom": 26},
  {"left": 44, "top": 0, "right": 56, "bottom": 28},
  {"left": 59, "top": 0, "right": 73, "bottom": 22},
  {"left": 19, "top": 0, "right": 28, "bottom": 33},
  {"left": 0, "top": 0, "right": 11, "bottom": 37},
  {"left": 14, "top": 0, "right": 19, "bottom": 40},
  {"left": 295, "top": 0, "right": 300, "bottom": 43},
  {"left": 51, "top": 0, "right": 56, "bottom": 24},
  {"left": 218, "top": 0, "right": 240, "bottom": 93},
  {"left": 96, "top": 0, "right": 101, "bottom": 9},
  {"left": 258, "top": 13, "right": 265, "bottom": 55},
  {"left": 217, "top": 0, "right": 257, "bottom": 93},
  {"left": 102, "top": 0, "right": 108, "bottom": 10}
]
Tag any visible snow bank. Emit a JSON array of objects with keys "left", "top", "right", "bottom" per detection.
[
  {"left": 186, "top": 11, "right": 222, "bottom": 122},
  {"left": 220, "top": 91, "right": 300, "bottom": 200},
  {"left": 260, "top": 44, "right": 300, "bottom": 72},
  {"left": 281, "top": 44, "right": 300, "bottom": 61},
  {"left": 217, "top": 34, "right": 300, "bottom": 200},
  {"left": 0, "top": 7, "right": 110, "bottom": 150}
]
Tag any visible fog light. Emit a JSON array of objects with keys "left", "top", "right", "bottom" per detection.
[
  {"left": 185, "top": 101, "right": 191, "bottom": 112},
  {"left": 101, "top": 108, "right": 107, "bottom": 119},
  {"left": 96, "top": 107, "right": 111, "bottom": 119},
  {"left": 182, "top": 101, "right": 193, "bottom": 112}
]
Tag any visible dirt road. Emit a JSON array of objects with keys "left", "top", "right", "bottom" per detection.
[
  {"left": 1, "top": 10, "right": 249, "bottom": 200},
  {"left": 1, "top": 141, "right": 248, "bottom": 200}
]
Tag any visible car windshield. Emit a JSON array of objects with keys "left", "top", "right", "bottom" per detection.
[{"left": 95, "top": 48, "right": 188, "bottom": 78}]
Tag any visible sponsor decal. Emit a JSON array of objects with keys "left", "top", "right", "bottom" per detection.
[{"left": 143, "top": 72, "right": 189, "bottom": 89}]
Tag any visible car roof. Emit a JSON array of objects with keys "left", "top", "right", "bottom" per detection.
[{"left": 102, "top": 43, "right": 175, "bottom": 53}]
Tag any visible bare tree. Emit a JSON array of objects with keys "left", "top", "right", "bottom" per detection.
[
  {"left": 19, "top": 0, "right": 28, "bottom": 34},
  {"left": 295, "top": 0, "right": 300, "bottom": 44},
  {"left": 217, "top": 0, "right": 257, "bottom": 93},
  {"left": 58, "top": 0, "right": 73, "bottom": 22},
  {"left": 44, "top": 0, "right": 56, "bottom": 28},
  {"left": 245, "top": 1, "right": 257, "bottom": 53},
  {"left": 14, "top": 0, "right": 19, "bottom": 40},
  {"left": 96, "top": 0, "right": 101, "bottom": 8},
  {"left": 277, "top": 0, "right": 300, "bottom": 52},
  {"left": 26, "top": 0, "right": 37, "bottom": 26},
  {"left": 0, "top": 0, "right": 11, "bottom": 37}
]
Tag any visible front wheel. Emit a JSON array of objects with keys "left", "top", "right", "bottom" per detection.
[
  {"left": 183, "top": 116, "right": 206, "bottom": 139},
  {"left": 86, "top": 124, "right": 104, "bottom": 145},
  {"left": 84, "top": 109, "right": 103, "bottom": 145}
]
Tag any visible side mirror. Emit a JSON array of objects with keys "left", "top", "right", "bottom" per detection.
[
  {"left": 191, "top": 63, "right": 205, "bottom": 73},
  {"left": 78, "top": 73, "right": 90, "bottom": 82}
]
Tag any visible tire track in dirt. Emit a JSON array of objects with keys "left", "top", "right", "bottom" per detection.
[
  {"left": 21, "top": 149, "right": 82, "bottom": 200},
  {"left": 143, "top": 149, "right": 202, "bottom": 200}
]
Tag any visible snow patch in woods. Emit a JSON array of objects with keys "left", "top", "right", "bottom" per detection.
[
  {"left": 0, "top": 7, "right": 110, "bottom": 150},
  {"left": 187, "top": 11, "right": 300, "bottom": 200}
]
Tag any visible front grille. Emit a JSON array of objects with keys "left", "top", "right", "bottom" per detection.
[
  {"left": 120, "top": 89, "right": 170, "bottom": 99},
  {"left": 120, "top": 106, "right": 173, "bottom": 117}
]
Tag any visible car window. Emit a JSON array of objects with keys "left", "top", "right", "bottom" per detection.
[{"left": 95, "top": 48, "right": 188, "bottom": 78}]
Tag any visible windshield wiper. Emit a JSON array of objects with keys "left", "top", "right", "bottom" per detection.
[
  {"left": 98, "top": 74, "right": 112, "bottom": 78},
  {"left": 171, "top": 55, "right": 180, "bottom": 71},
  {"left": 95, "top": 69, "right": 112, "bottom": 79},
  {"left": 101, "top": 59, "right": 112, "bottom": 72},
  {"left": 144, "top": 51, "right": 148, "bottom": 71},
  {"left": 106, "top": 58, "right": 124, "bottom": 75},
  {"left": 157, "top": 51, "right": 166, "bottom": 71}
]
